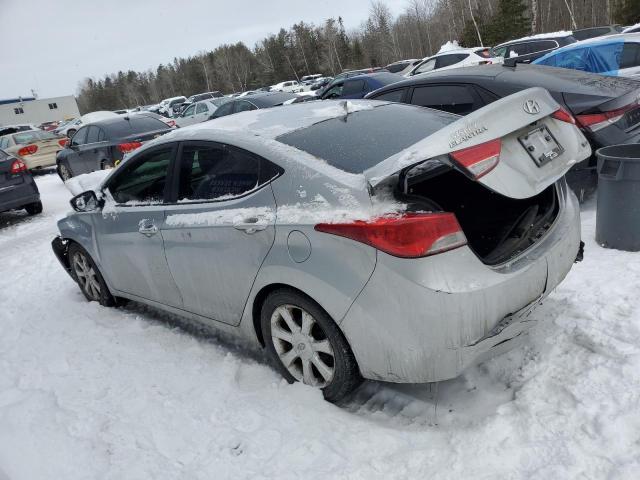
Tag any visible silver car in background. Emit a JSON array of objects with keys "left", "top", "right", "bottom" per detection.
[{"left": 52, "top": 91, "right": 589, "bottom": 402}]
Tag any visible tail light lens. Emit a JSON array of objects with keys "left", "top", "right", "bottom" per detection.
[
  {"left": 10, "top": 159, "right": 27, "bottom": 174},
  {"left": 576, "top": 101, "right": 638, "bottom": 132},
  {"left": 315, "top": 213, "right": 467, "bottom": 258},
  {"left": 17, "top": 144, "right": 38, "bottom": 156},
  {"left": 166, "top": 120, "right": 176, "bottom": 127},
  {"left": 552, "top": 107, "right": 576, "bottom": 124},
  {"left": 117, "top": 141, "right": 142, "bottom": 153},
  {"left": 58, "top": 138, "right": 69, "bottom": 147},
  {"left": 450, "top": 138, "right": 501, "bottom": 179}
]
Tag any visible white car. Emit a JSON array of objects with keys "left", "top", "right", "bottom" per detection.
[
  {"left": 175, "top": 99, "right": 228, "bottom": 128},
  {"left": 158, "top": 96, "right": 187, "bottom": 117},
  {"left": 271, "top": 80, "right": 303, "bottom": 93},
  {"left": 55, "top": 111, "right": 119, "bottom": 138},
  {"left": 405, "top": 47, "right": 498, "bottom": 77}
]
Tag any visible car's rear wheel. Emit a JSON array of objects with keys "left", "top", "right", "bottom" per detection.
[
  {"left": 261, "top": 289, "right": 361, "bottom": 403},
  {"left": 100, "top": 159, "right": 113, "bottom": 170},
  {"left": 58, "top": 163, "right": 72, "bottom": 181},
  {"left": 24, "top": 201, "right": 43, "bottom": 215},
  {"left": 68, "top": 243, "right": 115, "bottom": 307},
  {"left": 67, "top": 129, "right": 76, "bottom": 137}
]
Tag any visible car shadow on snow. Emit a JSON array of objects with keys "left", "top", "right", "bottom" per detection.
[{"left": 0, "top": 210, "right": 35, "bottom": 230}]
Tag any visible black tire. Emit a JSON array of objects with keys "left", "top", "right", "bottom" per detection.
[
  {"left": 24, "top": 201, "right": 43, "bottom": 215},
  {"left": 58, "top": 162, "right": 73, "bottom": 181},
  {"left": 261, "top": 288, "right": 362, "bottom": 403},
  {"left": 100, "top": 159, "right": 113, "bottom": 170},
  {"left": 67, "top": 129, "right": 76, "bottom": 137},
  {"left": 68, "top": 243, "right": 115, "bottom": 307}
]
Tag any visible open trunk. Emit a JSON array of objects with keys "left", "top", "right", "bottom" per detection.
[{"left": 399, "top": 166, "right": 559, "bottom": 265}]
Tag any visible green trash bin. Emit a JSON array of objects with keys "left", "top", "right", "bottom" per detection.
[{"left": 595, "top": 144, "right": 640, "bottom": 251}]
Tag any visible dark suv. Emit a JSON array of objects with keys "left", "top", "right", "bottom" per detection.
[{"left": 492, "top": 33, "right": 577, "bottom": 63}]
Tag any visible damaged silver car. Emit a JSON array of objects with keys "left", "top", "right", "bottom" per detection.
[{"left": 52, "top": 91, "right": 589, "bottom": 402}]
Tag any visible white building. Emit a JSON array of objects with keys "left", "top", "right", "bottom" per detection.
[{"left": 0, "top": 95, "right": 80, "bottom": 126}]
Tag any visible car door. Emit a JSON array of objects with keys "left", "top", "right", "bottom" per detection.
[
  {"left": 195, "top": 102, "right": 210, "bottom": 122},
  {"left": 409, "top": 84, "right": 485, "bottom": 115},
  {"left": 64, "top": 126, "right": 89, "bottom": 175},
  {"left": 95, "top": 143, "right": 183, "bottom": 307},
  {"left": 75, "top": 126, "right": 106, "bottom": 173},
  {"left": 161, "top": 141, "right": 279, "bottom": 325},
  {"left": 179, "top": 104, "right": 197, "bottom": 127}
]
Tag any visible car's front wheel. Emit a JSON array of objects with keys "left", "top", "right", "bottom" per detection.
[
  {"left": 68, "top": 243, "right": 115, "bottom": 307},
  {"left": 24, "top": 201, "right": 43, "bottom": 215},
  {"left": 261, "top": 289, "right": 361, "bottom": 402}
]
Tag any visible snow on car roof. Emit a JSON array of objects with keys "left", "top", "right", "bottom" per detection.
[
  {"left": 623, "top": 23, "right": 640, "bottom": 33},
  {"left": 496, "top": 30, "right": 574, "bottom": 46}
]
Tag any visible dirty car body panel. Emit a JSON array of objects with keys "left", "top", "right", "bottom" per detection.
[{"left": 54, "top": 95, "right": 587, "bottom": 384}]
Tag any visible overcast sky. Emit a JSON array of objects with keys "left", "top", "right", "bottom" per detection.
[{"left": 0, "top": 0, "right": 408, "bottom": 100}]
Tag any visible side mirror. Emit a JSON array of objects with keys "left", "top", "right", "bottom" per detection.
[{"left": 70, "top": 190, "right": 101, "bottom": 212}]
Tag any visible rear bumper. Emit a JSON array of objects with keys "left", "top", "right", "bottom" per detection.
[
  {"left": 23, "top": 152, "right": 57, "bottom": 169},
  {"left": 0, "top": 176, "right": 40, "bottom": 213},
  {"left": 340, "top": 181, "right": 581, "bottom": 383}
]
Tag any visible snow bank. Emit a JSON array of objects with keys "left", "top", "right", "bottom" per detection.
[
  {"left": 64, "top": 169, "right": 111, "bottom": 196},
  {"left": 1, "top": 176, "right": 640, "bottom": 479}
]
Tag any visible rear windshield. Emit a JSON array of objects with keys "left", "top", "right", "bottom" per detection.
[
  {"left": 104, "top": 117, "right": 169, "bottom": 138},
  {"left": 276, "top": 103, "right": 456, "bottom": 173},
  {"left": 13, "top": 130, "right": 56, "bottom": 144}
]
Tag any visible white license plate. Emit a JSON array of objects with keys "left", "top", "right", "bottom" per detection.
[{"left": 519, "top": 126, "right": 564, "bottom": 167}]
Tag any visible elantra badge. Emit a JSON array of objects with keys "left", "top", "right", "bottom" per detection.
[{"left": 523, "top": 100, "right": 541, "bottom": 115}]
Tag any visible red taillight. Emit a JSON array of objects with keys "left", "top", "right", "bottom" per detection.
[
  {"left": 58, "top": 138, "right": 69, "bottom": 147},
  {"left": 17, "top": 144, "right": 38, "bottom": 156},
  {"left": 10, "top": 159, "right": 27, "bottom": 174},
  {"left": 166, "top": 120, "right": 176, "bottom": 127},
  {"left": 450, "top": 138, "right": 501, "bottom": 179},
  {"left": 117, "top": 141, "right": 142, "bottom": 153},
  {"left": 552, "top": 107, "right": 576, "bottom": 124},
  {"left": 576, "top": 102, "right": 638, "bottom": 132},
  {"left": 315, "top": 213, "right": 467, "bottom": 258}
]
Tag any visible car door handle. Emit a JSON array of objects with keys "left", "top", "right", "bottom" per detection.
[
  {"left": 233, "top": 217, "right": 268, "bottom": 234},
  {"left": 138, "top": 220, "right": 158, "bottom": 237}
]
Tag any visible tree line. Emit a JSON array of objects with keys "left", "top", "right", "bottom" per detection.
[{"left": 77, "top": 0, "right": 640, "bottom": 113}]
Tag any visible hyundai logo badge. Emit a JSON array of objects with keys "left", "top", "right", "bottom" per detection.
[{"left": 523, "top": 100, "right": 541, "bottom": 115}]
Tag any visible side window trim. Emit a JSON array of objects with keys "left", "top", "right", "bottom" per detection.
[
  {"left": 166, "top": 140, "right": 283, "bottom": 205},
  {"left": 104, "top": 142, "right": 179, "bottom": 206}
]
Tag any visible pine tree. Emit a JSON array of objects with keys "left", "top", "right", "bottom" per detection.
[{"left": 615, "top": 0, "right": 640, "bottom": 24}]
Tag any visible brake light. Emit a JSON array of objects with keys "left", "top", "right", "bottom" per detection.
[
  {"left": 552, "top": 107, "right": 576, "bottom": 124},
  {"left": 117, "top": 141, "right": 142, "bottom": 153},
  {"left": 576, "top": 101, "right": 638, "bottom": 132},
  {"left": 315, "top": 212, "right": 467, "bottom": 258},
  {"left": 10, "top": 159, "right": 27, "bottom": 174},
  {"left": 165, "top": 120, "right": 176, "bottom": 127},
  {"left": 58, "top": 138, "right": 69, "bottom": 147},
  {"left": 450, "top": 138, "right": 501, "bottom": 179},
  {"left": 17, "top": 144, "right": 38, "bottom": 156}
]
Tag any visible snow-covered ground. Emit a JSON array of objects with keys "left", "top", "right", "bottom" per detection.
[{"left": 0, "top": 172, "right": 639, "bottom": 479}]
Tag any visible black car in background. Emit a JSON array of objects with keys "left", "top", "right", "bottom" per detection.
[
  {"left": 319, "top": 72, "right": 404, "bottom": 100},
  {"left": 367, "top": 63, "right": 640, "bottom": 199},
  {"left": 56, "top": 114, "right": 172, "bottom": 180},
  {"left": 209, "top": 92, "right": 297, "bottom": 119},
  {"left": 491, "top": 33, "right": 577, "bottom": 63},
  {"left": 0, "top": 149, "right": 42, "bottom": 216}
]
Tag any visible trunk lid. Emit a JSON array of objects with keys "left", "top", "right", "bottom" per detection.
[{"left": 364, "top": 87, "right": 591, "bottom": 199}]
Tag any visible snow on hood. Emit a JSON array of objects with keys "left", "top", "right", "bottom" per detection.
[{"left": 64, "top": 169, "right": 112, "bottom": 196}]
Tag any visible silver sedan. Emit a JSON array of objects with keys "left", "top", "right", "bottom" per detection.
[{"left": 52, "top": 91, "right": 589, "bottom": 402}]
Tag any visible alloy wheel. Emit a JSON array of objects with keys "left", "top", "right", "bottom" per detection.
[
  {"left": 270, "top": 304, "right": 335, "bottom": 387},
  {"left": 72, "top": 252, "right": 101, "bottom": 300}
]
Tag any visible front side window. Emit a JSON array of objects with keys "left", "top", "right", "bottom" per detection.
[
  {"left": 71, "top": 127, "right": 88, "bottom": 146},
  {"left": 323, "top": 84, "right": 344, "bottom": 99},
  {"left": 107, "top": 148, "right": 173, "bottom": 204},
  {"left": 342, "top": 79, "right": 366, "bottom": 96},
  {"left": 196, "top": 103, "right": 208, "bottom": 114},
  {"left": 177, "top": 143, "right": 262, "bottom": 201},
  {"left": 371, "top": 88, "right": 405, "bottom": 102},
  {"left": 212, "top": 102, "right": 234, "bottom": 118},
  {"left": 413, "top": 59, "right": 436, "bottom": 75},
  {"left": 183, "top": 104, "right": 196, "bottom": 117},
  {"left": 235, "top": 101, "right": 257, "bottom": 113},
  {"left": 620, "top": 43, "right": 640, "bottom": 69}
]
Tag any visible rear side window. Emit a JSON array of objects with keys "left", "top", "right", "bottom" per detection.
[
  {"left": 108, "top": 147, "right": 173, "bottom": 204},
  {"left": 410, "top": 85, "right": 479, "bottom": 115},
  {"left": 276, "top": 103, "right": 457, "bottom": 173},
  {"left": 105, "top": 117, "right": 168, "bottom": 138},
  {"left": 0, "top": 138, "right": 8, "bottom": 149},
  {"left": 620, "top": 43, "right": 640, "bottom": 69},
  {"left": 196, "top": 103, "right": 208, "bottom": 114},
  {"left": 235, "top": 101, "right": 257, "bottom": 113},
  {"left": 529, "top": 40, "right": 558, "bottom": 53},
  {"left": 371, "top": 89, "right": 405, "bottom": 102},
  {"left": 213, "top": 102, "right": 234, "bottom": 118},
  {"left": 509, "top": 43, "right": 532, "bottom": 57},
  {"left": 176, "top": 143, "right": 278, "bottom": 201},
  {"left": 343, "top": 79, "right": 366, "bottom": 96},
  {"left": 436, "top": 54, "right": 468, "bottom": 68},
  {"left": 86, "top": 126, "right": 100, "bottom": 144}
]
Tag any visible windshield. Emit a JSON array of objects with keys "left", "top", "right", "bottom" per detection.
[{"left": 276, "top": 103, "right": 457, "bottom": 173}]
